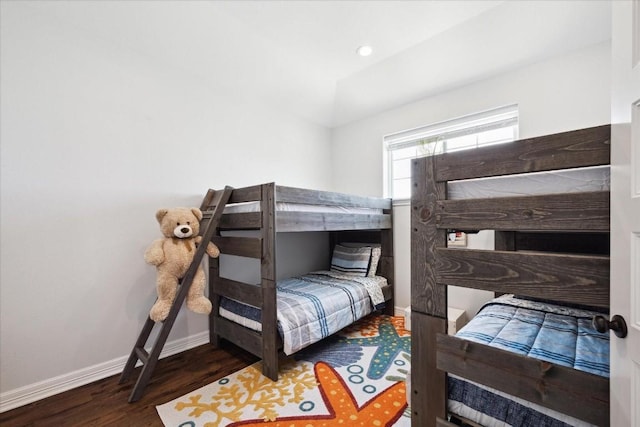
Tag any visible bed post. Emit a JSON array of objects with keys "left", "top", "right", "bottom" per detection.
[
  {"left": 261, "top": 183, "right": 278, "bottom": 381},
  {"left": 380, "top": 205, "right": 395, "bottom": 316},
  {"left": 208, "top": 253, "right": 221, "bottom": 347},
  {"left": 411, "top": 156, "right": 447, "bottom": 427}
]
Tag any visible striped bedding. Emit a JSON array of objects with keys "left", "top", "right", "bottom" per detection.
[
  {"left": 218, "top": 271, "right": 387, "bottom": 355},
  {"left": 448, "top": 295, "right": 609, "bottom": 427}
]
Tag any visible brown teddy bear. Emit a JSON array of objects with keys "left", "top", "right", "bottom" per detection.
[{"left": 144, "top": 207, "right": 220, "bottom": 322}]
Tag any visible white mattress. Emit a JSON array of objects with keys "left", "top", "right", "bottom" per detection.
[
  {"left": 224, "top": 201, "right": 382, "bottom": 215},
  {"left": 448, "top": 166, "right": 610, "bottom": 199}
]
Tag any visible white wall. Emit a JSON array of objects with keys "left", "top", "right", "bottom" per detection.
[
  {"left": 0, "top": 4, "right": 332, "bottom": 404},
  {"left": 331, "top": 41, "right": 612, "bottom": 317}
]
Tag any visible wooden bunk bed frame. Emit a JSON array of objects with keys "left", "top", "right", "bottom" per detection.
[
  {"left": 201, "top": 183, "right": 394, "bottom": 381},
  {"left": 410, "top": 125, "right": 611, "bottom": 427}
]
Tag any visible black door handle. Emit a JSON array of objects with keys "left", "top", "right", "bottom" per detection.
[{"left": 592, "top": 314, "right": 628, "bottom": 338}]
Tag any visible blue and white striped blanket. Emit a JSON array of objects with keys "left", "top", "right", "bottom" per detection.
[
  {"left": 448, "top": 295, "right": 609, "bottom": 427},
  {"left": 219, "top": 271, "right": 387, "bottom": 355},
  {"left": 455, "top": 295, "right": 609, "bottom": 377}
]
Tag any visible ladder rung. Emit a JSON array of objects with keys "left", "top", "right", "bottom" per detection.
[{"left": 135, "top": 347, "right": 149, "bottom": 364}]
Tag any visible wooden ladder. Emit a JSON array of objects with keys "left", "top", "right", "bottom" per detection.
[{"left": 119, "top": 186, "right": 233, "bottom": 403}]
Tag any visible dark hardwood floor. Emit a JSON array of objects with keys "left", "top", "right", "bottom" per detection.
[{"left": 0, "top": 343, "right": 257, "bottom": 427}]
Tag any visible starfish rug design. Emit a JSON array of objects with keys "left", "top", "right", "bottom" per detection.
[{"left": 156, "top": 315, "right": 411, "bottom": 427}]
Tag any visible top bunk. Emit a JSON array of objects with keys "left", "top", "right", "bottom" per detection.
[
  {"left": 202, "top": 183, "right": 392, "bottom": 233},
  {"left": 411, "top": 124, "right": 611, "bottom": 317}
]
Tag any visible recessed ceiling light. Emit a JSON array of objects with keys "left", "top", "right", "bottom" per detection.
[{"left": 356, "top": 45, "right": 373, "bottom": 57}]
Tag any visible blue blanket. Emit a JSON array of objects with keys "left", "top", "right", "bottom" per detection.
[
  {"left": 448, "top": 295, "right": 609, "bottom": 426},
  {"left": 219, "top": 272, "right": 386, "bottom": 355},
  {"left": 455, "top": 295, "right": 609, "bottom": 377}
]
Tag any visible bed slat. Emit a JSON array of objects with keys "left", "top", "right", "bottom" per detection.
[
  {"left": 437, "top": 333, "right": 609, "bottom": 426},
  {"left": 275, "top": 185, "right": 391, "bottom": 209},
  {"left": 218, "top": 212, "right": 261, "bottom": 229},
  {"left": 437, "top": 191, "right": 609, "bottom": 232},
  {"left": 435, "top": 124, "right": 610, "bottom": 182},
  {"left": 212, "top": 236, "right": 262, "bottom": 259},
  {"left": 435, "top": 418, "right": 458, "bottom": 427},
  {"left": 213, "top": 277, "right": 262, "bottom": 308},
  {"left": 228, "top": 185, "right": 262, "bottom": 203},
  {"left": 276, "top": 212, "right": 391, "bottom": 232},
  {"left": 435, "top": 248, "right": 609, "bottom": 307},
  {"left": 213, "top": 316, "right": 264, "bottom": 357}
]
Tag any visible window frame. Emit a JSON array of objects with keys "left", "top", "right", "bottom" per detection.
[{"left": 383, "top": 105, "right": 519, "bottom": 201}]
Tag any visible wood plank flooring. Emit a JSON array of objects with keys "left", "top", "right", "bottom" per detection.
[{"left": 0, "top": 343, "right": 257, "bottom": 427}]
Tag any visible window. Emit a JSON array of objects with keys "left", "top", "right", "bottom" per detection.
[{"left": 383, "top": 105, "right": 519, "bottom": 200}]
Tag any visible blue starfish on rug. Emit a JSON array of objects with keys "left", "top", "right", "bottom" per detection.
[
  {"left": 339, "top": 320, "right": 411, "bottom": 379},
  {"left": 156, "top": 314, "right": 411, "bottom": 427}
]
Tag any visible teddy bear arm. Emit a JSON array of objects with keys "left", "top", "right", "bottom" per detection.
[
  {"left": 194, "top": 236, "right": 220, "bottom": 258},
  {"left": 205, "top": 242, "right": 220, "bottom": 258},
  {"left": 144, "top": 239, "right": 165, "bottom": 265}
]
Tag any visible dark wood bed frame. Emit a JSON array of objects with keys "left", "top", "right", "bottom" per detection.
[
  {"left": 410, "top": 125, "right": 611, "bottom": 427},
  {"left": 200, "top": 183, "right": 394, "bottom": 381}
]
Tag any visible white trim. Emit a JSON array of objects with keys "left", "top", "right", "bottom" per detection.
[
  {"left": 0, "top": 331, "right": 209, "bottom": 413},
  {"left": 393, "top": 305, "right": 406, "bottom": 317},
  {"left": 383, "top": 105, "right": 519, "bottom": 199},
  {"left": 392, "top": 199, "right": 410, "bottom": 207},
  {"left": 383, "top": 104, "right": 518, "bottom": 148}
]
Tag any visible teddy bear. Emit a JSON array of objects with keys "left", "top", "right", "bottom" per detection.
[{"left": 144, "top": 207, "right": 220, "bottom": 322}]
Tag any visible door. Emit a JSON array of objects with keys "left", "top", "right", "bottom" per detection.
[{"left": 610, "top": 1, "right": 640, "bottom": 426}]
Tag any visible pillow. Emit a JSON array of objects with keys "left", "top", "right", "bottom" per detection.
[
  {"left": 330, "top": 245, "right": 372, "bottom": 277},
  {"left": 367, "top": 246, "right": 382, "bottom": 277},
  {"left": 339, "top": 242, "right": 381, "bottom": 277}
]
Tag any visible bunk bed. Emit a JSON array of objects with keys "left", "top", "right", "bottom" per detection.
[
  {"left": 410, "top": 125, "right": 611, "bottom": 427},
  {"left": 200, "top": 183, "right": 394, "bottom": 381}
]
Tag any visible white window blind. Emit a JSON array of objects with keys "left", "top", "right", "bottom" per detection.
[{"left": 384, "top": 105, "right": 519, "bottom": 200}]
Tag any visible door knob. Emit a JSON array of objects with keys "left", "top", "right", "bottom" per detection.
[{"left": 592, "top": 314, "right": 628, "bottom": 338}]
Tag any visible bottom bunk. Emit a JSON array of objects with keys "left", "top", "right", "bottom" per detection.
[
  {"left": 218, "top": 270, "right": 390, "bottom": 355},
  {"left": 422, "top": 295, "right": 609, "bottom": 427},
  {"left": 440, "top": 295, "right": 610, "bottom": 427},
  {"left": 209, "top": 240, "right": 394, "bottom": 381}
]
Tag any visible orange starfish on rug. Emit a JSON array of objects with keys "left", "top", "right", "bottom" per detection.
[{"left": 229, "top": 361, "right": 407, "bottom": 427}]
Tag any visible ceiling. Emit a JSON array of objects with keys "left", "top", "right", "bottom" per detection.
[{"left": 15, "top": 0, "right": 612, "bottom": 127}]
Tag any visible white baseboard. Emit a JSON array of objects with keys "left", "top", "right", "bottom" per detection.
[
  {"left": 0, "top": 331, "right": 209, "bottom": 413},
  {"left": 393, "top": 305, "right": 405, "bottom": 317}
]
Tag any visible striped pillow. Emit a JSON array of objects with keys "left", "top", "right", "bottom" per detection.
[
  {"left": 340, "top": 242, "right": 382, "bottom": 277},
  {"left": 330, "top": 245, "right": 372, "bottom": 277}
]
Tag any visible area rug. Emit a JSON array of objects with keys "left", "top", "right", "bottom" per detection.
[{"left": 156, "top": 314, "right": 411, "bottom": 426}]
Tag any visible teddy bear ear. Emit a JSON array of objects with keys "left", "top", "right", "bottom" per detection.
[
  {"left": 191, "top": 208, "right": 203, "bottom": 221},
  {"left": 155, "top": 209, "right": 169, "bottom": 223}
]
